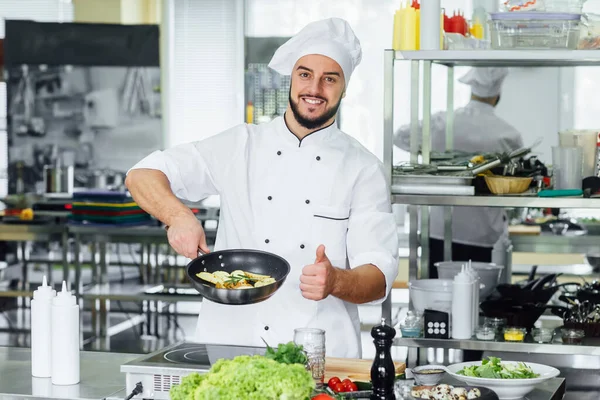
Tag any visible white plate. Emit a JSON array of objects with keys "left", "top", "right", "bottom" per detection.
[{"left": 445, "top": 361, "right": 560, "bottom": 400}]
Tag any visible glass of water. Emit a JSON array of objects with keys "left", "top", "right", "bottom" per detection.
[{"left": 294, "top": 328, "right": 326, "bottom": 388}]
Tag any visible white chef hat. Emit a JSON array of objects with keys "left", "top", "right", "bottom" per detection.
[
  {"left": 268, "top": 18, "right": 362, "bottom": 86},
  {"left": 458, "top": 67, "right": 509, "bottom": 97}
]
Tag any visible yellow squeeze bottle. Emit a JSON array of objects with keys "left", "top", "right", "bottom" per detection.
[
  {"left": 400, "top": 4, "right": 417, "bottom": 50},
  {"left": 393, "top": 9, "right": 402, "bottom": 50},
  {"left": 415, "top": 8, "right": 420, "bottom": 50}
]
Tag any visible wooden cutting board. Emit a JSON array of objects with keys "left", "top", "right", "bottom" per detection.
[
  {"left": 324, "top": 357, "right": 406, "bottom": 382},
  {"left": 508, "top": 225, "right": 541, "bottom": 235}
]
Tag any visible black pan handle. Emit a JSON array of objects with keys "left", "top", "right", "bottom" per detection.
[
  {"left": 528, "top": 265, "right": 538, "bottom": 282},
  {"left": 531, "top": 274, "right": 556, "bottom": 291}
]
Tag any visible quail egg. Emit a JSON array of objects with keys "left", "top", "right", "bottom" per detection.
[{"left": 467, "top": 388, "right": 481, "bottom": 399}]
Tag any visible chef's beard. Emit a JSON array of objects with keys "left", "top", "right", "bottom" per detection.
[{"left": 289, "top": 89, "right": 342, "bottom": 130}]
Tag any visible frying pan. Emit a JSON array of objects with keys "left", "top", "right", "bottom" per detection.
[
  {"left": 480, "top": 299, "right": 567, "bottom": 330},
  {"left": 186, "top": 249, "right": 291, "bottom": 305}
]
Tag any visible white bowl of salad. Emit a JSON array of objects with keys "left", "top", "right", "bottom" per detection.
[{"left": 445, "top": 357, "right": 560, "bottom": 400}]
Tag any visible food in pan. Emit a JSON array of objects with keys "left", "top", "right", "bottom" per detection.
[
  {"left": 196, "top": 270, "right": 276, "bottom": 289},
  {"left": 410, "top": 384, "right": 481, "bottom": 399}
]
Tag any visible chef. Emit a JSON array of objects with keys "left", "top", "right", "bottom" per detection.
[
  {"left": 126, "top": 18, "right": 399, "bottom": 358},
  {"left": 394, "top": 67, "right": 524, "bottom": 277}
]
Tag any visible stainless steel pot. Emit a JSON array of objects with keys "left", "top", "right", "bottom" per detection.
[
  {"left": 88, "top": 170, "right": 125, "bottom": 190},
  {"left": 43, "top": 165, "right": 74, "bottom": 195}
]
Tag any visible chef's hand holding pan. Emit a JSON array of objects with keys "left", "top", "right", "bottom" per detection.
[
  {"left": 300, "top": 245, "right": 336, "bottom": 301},
  {"left": 165, "top": 215, "right": 210, "bottom": 259}
]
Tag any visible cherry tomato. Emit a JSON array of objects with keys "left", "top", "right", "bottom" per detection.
[
  {"left": 312, "top": 395, "right": 335, "bottom": 400},
  {"left": 344, "top": 382, "right": 358, "bottom": 392},
  {"left": 327, "top": 377, "right": 341, "bottom": 388},
  {"left": 332, "top": 382, "right": 346, "bottom": 393},
  {"left": 342, "top": 378, "right": 353, "bottom": 386}
]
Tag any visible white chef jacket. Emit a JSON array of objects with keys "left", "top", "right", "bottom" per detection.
[
  {"left": 129, "top": 115, "right": 399, "bottom": 358},
  {"left": 394, "top": 100, "right": 524, "bottom": 247}
]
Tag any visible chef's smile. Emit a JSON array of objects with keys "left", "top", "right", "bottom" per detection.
[{"left": 287, "top": 55, "right": 345, "bottom": 131}]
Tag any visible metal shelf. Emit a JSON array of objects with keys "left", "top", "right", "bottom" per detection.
[
  {"left": 510, "top": 234, "right": 600, "bottom": 254},
  {"left": 392, "top": 194, "right": 600, "bottom": 209},
  {"left": 394, "top": 50, "right": 600, "bottom": 67},
  {"left": 394, "top": 337, "right": 600, "bottom": 356}
]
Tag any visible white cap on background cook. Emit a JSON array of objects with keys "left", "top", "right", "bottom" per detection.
[
  {"left": 459, "top": 67, "right": 509, "bottom": 97},
  {"left": 268, "top": 18, "right": 362, "bottom": 85}
]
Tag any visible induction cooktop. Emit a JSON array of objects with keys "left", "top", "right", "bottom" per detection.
[{"left": 121, "top": 341, "right": 265, "bottom": 399}]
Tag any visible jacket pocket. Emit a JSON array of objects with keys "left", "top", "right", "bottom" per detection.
[{"left": 311, "top": 205, "right": 350, "bottom": 266}]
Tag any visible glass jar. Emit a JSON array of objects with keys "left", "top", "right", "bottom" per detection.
[
  {"left": 294, "top": 328, "right": 326, "bottom": 388},
  {"left": 400, "top": 311, "right": 423, "bottom": 338},
  {"left": 532, "top": 328, "right": 554, "bottom": 343},
  {"left": 503, "top": 327, "right": 526, "bottom": 342},
  {"left": 561, "top": 328, "right": 585, "bottom": 345},
  {"left": 484, "top": 317, "right": 507, "bottom": 339},
  {"left": 475, "top": 325, "right": 496, "bottom": 341}
]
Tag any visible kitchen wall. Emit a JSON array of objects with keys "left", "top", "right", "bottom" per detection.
[{"left": 7, "top": 65, "right": 162, "bottom": 193}]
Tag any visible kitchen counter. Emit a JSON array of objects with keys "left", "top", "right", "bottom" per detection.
[
  {"left": 0, "top": 345, "right": 567, "bottom": 400},
  {"left": 105, "top": 380, "right": 567, "bottom": 400},
  {"left": 0, "top": 347, "right": 138, "bottom": 400}
]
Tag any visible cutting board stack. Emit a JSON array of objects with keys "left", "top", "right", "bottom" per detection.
[{"left": 68, "top": 191, "right": 152, "bottom": 226}]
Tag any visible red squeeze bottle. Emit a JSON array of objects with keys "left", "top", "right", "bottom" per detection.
[{"left": 444, "top": 13, "right": 451, "bottom": 32}]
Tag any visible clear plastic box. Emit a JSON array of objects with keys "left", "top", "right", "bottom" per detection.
[
  {"left": 578, "top": 13, "right": 600, "bottom": 49},
  {"left": 502, "top": 0, "right": 587, "bottom": 13},
  {"left": 489, "top": 12, "right": 581, "bottom": 49},
  {"left": 544, "top": 0, "right": 587, "bottom": 13}
]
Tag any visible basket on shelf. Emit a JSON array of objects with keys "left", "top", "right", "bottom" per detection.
[{"left": 484, "top": 176, "right": 533, "bottom": 195}]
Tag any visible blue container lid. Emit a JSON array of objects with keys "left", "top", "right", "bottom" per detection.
[{"left": 490, "top": 12, "right": 581, "bottom": 20}]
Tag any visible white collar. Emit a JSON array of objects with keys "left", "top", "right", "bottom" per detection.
[
  {"left": 466, "top": 100, "right": 496, "bottom": 113},
  {"left": 274, "top": 113, "right": 339, "bottom": 148}
]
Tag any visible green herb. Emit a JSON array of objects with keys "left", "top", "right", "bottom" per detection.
[
  {"left": 224, "top": 274, "right": 258, "bottom": 286},
  {"left": 264, "top": 341, "right": 308, "bottom": 365},
  {"left": 457, "top": 356, "right": 540, "bottom": 379}
]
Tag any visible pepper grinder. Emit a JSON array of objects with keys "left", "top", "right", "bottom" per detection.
[{"left": 370, "top": 318, "right": 396, "bottom": 400}]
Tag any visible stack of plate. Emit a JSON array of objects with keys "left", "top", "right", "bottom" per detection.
[{"left": 68, "top": 191, "right": 152, "bottom": 226}]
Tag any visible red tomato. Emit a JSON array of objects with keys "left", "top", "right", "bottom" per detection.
[
  {"left": 342, "top": 378, "right": 353, "bottom": 386},
  {"left": 327, "top": 377, "right": 341, "bottom": 388},
  {"left": 332, "top": 382, "right": 346, "bottom": 393},
  {"left": 312, "top": 395, "right": 335, "bottom": 400},
  {"left": 344, "top": 382, "right": 358, "bottom": 392}
]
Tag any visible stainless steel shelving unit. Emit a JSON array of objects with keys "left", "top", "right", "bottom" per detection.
[
  {"left": 394, "top": 337, "right": 600, "bottom": 356},
  {"left": 383, "top": 49, "right": 600, "bottom": 357},
  {"left": 392, "top": 194, "right": 600, "bottom": 208}
]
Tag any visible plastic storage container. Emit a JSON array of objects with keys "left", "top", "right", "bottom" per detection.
[
  {"left": 408, "top": 279, "right": 453, "bottom": 314},
  {"left": 545, "top": 0, "right": 587, "bottom": 13},
  {"left": 435, "top": 261, "right": 504, "bottom": 299},
  {"left": 503, "top": 0, "right": 587, "bottom": 13},
  {"left": 579, "top": 13, "right": 600, "bottom": 49},
  {"left": 489, "top": 12, "right": 582, "bottom": 49}
]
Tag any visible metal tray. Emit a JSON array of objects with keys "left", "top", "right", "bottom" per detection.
[{"left": 392, "top": 174, "right": 474, "bottom": 186}]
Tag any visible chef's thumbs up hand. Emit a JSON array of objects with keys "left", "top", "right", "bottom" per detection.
[
  {"left": 166, "top": 215, "right": 210, "bottom": 259},
  {"left": 300, "top": 245, "right": 337, "bottom": 301}
]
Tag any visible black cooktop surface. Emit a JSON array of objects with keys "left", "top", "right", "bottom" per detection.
[{"left": 139, "top": 342, "right": 265, "bottom": 367}]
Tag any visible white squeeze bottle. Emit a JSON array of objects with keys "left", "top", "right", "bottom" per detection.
[
  {"left": 466, "top": 261, "right": 480, "bottom": 335},
  {"left": 31, "top": 276, "right": 56, "bottom": 377},
  {"left": 451, "top": 266, "right": 473, "bottom": 339},
  {"left": 51, "top": 281, "right": 80, "bottom": 385}
]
